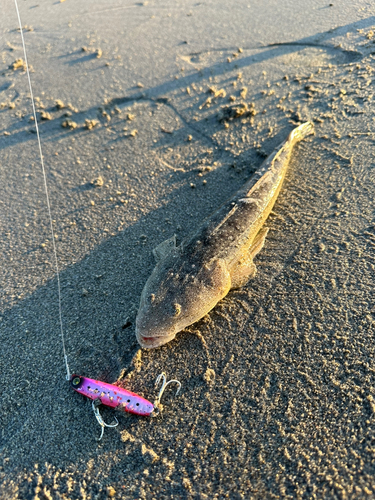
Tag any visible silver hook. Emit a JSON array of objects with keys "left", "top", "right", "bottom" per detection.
[
  {"left": 154, "top": 372, "right": 181, "bottom": 410},
  {"left": 92, "top": 399, "right": 119, "bottom": 441}
]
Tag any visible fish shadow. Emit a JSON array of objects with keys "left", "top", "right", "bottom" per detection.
[{"left": 0, "top": 120, "right": 259, "bottom": 467}]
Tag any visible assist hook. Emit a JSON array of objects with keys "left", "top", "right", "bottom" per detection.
[
  {"left": 92, "top": 399, "right": 119, "bottom": 441},
  {"left": 153, "top": 372, "right": 181, "bottom": 414}
]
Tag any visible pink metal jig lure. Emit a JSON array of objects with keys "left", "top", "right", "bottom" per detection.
[
  {"left": 71, "top": 373, "right": 181, "bottom": 440},
  {"left": 70, "top": 375, "right": 155, "bottom": 416}
]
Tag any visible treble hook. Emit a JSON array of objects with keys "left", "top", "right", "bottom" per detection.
[
  {"left": 153, "top": 372, "right": 181, "bottom": 414},
  {"left": 92, "top": 399, "right": 119, "bottom": 441}
]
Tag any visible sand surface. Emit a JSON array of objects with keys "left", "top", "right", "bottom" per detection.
[{"left": 1, "top": 0, "right": 375, "bottom": 498}]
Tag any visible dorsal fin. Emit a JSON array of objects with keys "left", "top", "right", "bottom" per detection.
[{"left": 153, "top": 235, "right": 177, "bottom": 262}]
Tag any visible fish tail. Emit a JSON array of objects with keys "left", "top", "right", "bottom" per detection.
[{"left": 288, "top": 121, "right": 314, "bottom": 145}]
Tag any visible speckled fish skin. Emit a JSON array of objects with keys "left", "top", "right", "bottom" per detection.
[{"left": 136, "top": 122, "right": 314, "bottom": 348}]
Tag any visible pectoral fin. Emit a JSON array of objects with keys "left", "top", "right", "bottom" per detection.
[
  {"left": 230, "top": 227, "right": 269, "bottom": 289},
  {"left": 249, "top": 227, "right": 269, "bottom": 260},
  {"left": 153, "top": 235, "right": 177, "bottom": 262},
  {"left": 230, "top": 259, "right": 257, "bottom": 289}
]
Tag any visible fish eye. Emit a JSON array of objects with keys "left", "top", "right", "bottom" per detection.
[
  {"left": 72, "top": 377, "right": 80, "bottom": 386},
  {"left": 136, "top": 403, "right": 140, "bottom": 406},
  {"left": 172, "top": 303, "right": 182, "bottom": 317}
]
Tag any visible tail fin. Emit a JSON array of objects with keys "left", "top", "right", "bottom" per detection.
[{"left": 288, "top": 121, "right": 314, "bottom": 144}]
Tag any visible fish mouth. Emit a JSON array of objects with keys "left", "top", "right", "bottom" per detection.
[{"left": 136, "top": 329, "right": 176, "bottom": 349}]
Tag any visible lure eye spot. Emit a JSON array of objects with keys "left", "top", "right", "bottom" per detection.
[{"left": 70, "top": 375, "right": 83, "bottom": 389}]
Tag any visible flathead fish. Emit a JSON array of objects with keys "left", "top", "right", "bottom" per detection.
[{"left": 136, "top": 122, "right": 314, "bottom": 348}]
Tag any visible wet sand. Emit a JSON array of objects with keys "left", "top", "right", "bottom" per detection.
[{"left": 1, "top": 0, "right": 375, "bottom": 498}]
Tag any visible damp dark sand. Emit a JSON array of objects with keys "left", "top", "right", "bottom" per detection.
[{"left": 1, "top": 1, "right": 375, "bottom": 498}]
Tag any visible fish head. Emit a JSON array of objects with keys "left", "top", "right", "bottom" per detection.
[{"left": 136, "top": 258, "right": 231, "bottom": 348}]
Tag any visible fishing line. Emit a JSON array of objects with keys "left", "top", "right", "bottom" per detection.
[
  {"left": 13, "top": 2, "right": 181, "bottom": 438},
  {"left": 13, "top": 0, "right": 71, "bottom": 381}
]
